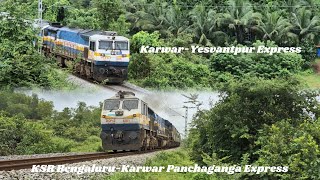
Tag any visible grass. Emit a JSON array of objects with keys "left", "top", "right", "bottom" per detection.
[{"left": 295, "top": 70, "right": 320, "bottom": 89}]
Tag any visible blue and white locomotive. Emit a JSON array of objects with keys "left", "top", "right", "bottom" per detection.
[{"left": 38, "top": 23, "right": 130, "bottom": 83}]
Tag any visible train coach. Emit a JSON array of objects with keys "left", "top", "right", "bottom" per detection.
[
  {"left": 100, "top": 91, "right": 181, "bottom": 151},
  {"left": 37, "top": 22, "right": 130, "bottom": 84}
]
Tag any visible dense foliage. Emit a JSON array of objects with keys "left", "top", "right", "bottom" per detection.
[
  {"left": 0, "top": 1, "right": 320, "bottom": 179},
  {"left": 0, "top": 1, "right": 71, "bottom": 89},
  {"left": 0, "top": 91, "right": 102, "bottom": 155},
  {"left": 210, "top": 41, "right": 304, "bottom": 80},
  {"left": 187, "top": 78, "right": 320, "bottom": 179},
  {"left": 1, "top": 0, "right": 319, "bottom": 89}
]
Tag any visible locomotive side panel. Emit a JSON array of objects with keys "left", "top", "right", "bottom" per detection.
[{"left": 40, "top": 25, "right": 129, "bottom": 84}]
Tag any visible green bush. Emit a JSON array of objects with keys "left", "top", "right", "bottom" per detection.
[
  {"left": 0, "top": 115, "right": 72, "bottom": 155},
  {"left": 130, "top": 31, "right": 162, "bottom": 53},
  {"left": 188, "top": 77, "right": 320, "bottom": 164},
  {"left": 0, "top": 90, "right": 102, "bottom": 155},
  {"left": 129, "top": 53, "right": 212, "bottom": 89},
  {"left": 210, "top": 41, "right": 304, "bottom": 81},
  {"left": 255, "top": 120, "right": 320, "bottom": 179},
  {"left": 0, "top": 91, "right": 54, "bottom": 120}
]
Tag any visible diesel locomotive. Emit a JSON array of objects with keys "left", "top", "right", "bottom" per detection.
[
  {"left": 100, "top": 91, "right": 181, "bottom": 151},
  {"left": 37, "top": 22, "right": 130, "bottom": 83}
]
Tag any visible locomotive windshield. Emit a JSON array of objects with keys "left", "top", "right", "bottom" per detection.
[
  {"left": 98, "top": 41, "right": 128, "bottom": 50},
  {"left": 115, "top": 41, "right": 128, "bottom": 50},
  {"left": 99, "top": 41, "right": 113, "bottom": 50},
  {"left": 104, "top": 100, "right": 120, "bottom": 110},
  {"left": 122, "top": 100, "right": 138, "bottom": 111}
]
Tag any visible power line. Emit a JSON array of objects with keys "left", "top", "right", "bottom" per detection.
[{"left": 125, "top": 3, "right": 320, "bottom": 8}]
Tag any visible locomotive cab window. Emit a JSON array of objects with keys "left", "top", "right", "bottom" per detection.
[
  {"left": 99, "top": 41, "right": 113, "bottom": 50},
  {"left": 104, "top": 100, "right": 120, "bottom": 110},
  {"left": 115, "top": 41, "right": 128, "bottom": 50},
  {"left": 89, "top": 41, "right": 96, "bottom": 51},
  {"left": 122, "top": 100, "right": 138, "bottom": 111}
]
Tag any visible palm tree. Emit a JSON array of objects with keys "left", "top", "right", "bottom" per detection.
[
  {"left": 254, "top": 11, "right": 296, "bottom": 45},
  {"left": 291, "top": 8, "right": 320, "bottom": 43},
  {"left": 189, "top": 4, "right": 228, "bottom": 45},
  {"left": 217, "top": 0, "right": 261, "bottom": 44},
  {"left": 163, "top": 3, "right": 190, "bottom": 37},
  {"left": 125, "top": 0, "right": 169, "bottom": 35}
]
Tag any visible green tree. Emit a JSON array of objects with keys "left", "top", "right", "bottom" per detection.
[
  {"left": 0, "top": 2, "right": 69, "bottom": 88},
  {"left": 255, "top": 11, "right": 296, "bottom": 45},
  {"left": 210, "top": 41, "right": 303, "bottom": 80},
  {"left": 255, "top": 119, "right": 320, "bottom": 179},
  {"left": 292, "top": 8, "right": 320, "bottom": 43},
  {"left": 218, "top": 0, "right": 261, "bottom": 44},
  {"left": 66, "top": 8, "right": 100, "bottom": 29},
  {"left": 109, "top": 14, "right": 131, "bottom": 36},
  {"left": 189, "top": 4, "right": 228, "bottom": 45},
  {"left": 93, "top": 0, "right": 124, "bottom": 30},
  {"left": 189, "top": 77, "right": 320, "bottom": 163},
  {"left": 163, "top": 3, "right": 190, "bottom": 37},
  {"left": 126, "top": 0, "right": 169, "bottom": 36}
]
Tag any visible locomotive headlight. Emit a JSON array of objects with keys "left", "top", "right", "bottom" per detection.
[
  {"left": 99, "top": 68, "right": 106, "bottom": 74},
  {"left": 102, "top": 115, "right": 106, "bottom": 118},
  {"left": 129, "top": 131, "right": 137, "bottom": 139},
  {"left": 133, "top": 114, "right": 136, "bottom": 117}
]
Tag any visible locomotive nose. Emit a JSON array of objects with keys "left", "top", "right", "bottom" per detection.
[{"left": 115, "top": 110, "right": 123, "bottom": 116}]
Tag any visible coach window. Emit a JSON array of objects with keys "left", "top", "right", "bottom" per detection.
[
  {"left": 90, "top": 41, "right": 96, "bottom": 51},
  {"left": 141, "top": 102, "right": 145, "bottom": 115},
  {"left": 144, "top": 104, "right": 148, "bottom": 116},
  {"left": 43, "top": 29, "right": 48, "bottom": 36}
]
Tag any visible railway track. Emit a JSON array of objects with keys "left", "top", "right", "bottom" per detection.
[
  {"left": 69, "top": 73, "right": 150, "bottom": 94},
  {"left": 0, "top": 149, "right": 164, "bottom": 171}
]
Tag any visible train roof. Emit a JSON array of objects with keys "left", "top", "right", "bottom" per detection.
[
  {"left": 164, "top": 119, "right": 173, "bottom": 126},
  {"left": 106, "top": 91, "right": 138, "bottom": 100},
  {"left": 90, "top": 34, "right": 129, "bottom": 41},
  {"left": 44, "top": 25, "right": 124, "bottom": 39}
]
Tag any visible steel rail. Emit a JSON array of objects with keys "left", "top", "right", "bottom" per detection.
[
  {"left": 69, "top": 73, "right": 148, "bottom": 94},
  {"left": 0, "top": 149, "right": 165, "bottom": 171}
]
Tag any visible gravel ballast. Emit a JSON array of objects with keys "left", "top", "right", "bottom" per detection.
[{"left": 0, "top": 149, "right": 177, "bottom": 180}]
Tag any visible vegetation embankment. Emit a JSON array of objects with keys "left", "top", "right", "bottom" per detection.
[{"left": 0, "top": 91, "right": 102, "bottom": 155}]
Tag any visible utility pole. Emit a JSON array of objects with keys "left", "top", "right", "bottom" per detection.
[
  {"left": 38, "top": 0, "right": 42, "bottom": 27},
  {"left": 184, "top": 106, "right": 188, "bottom": 138},
  {"left": 169, "top": 105, "right": 196, "bottom": 139},
  {"left": 182, "top": 105, "right": 195, "bottom": 138},
  {"left": 38, "top": 0, "right": 43, "bottom": 53}
]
